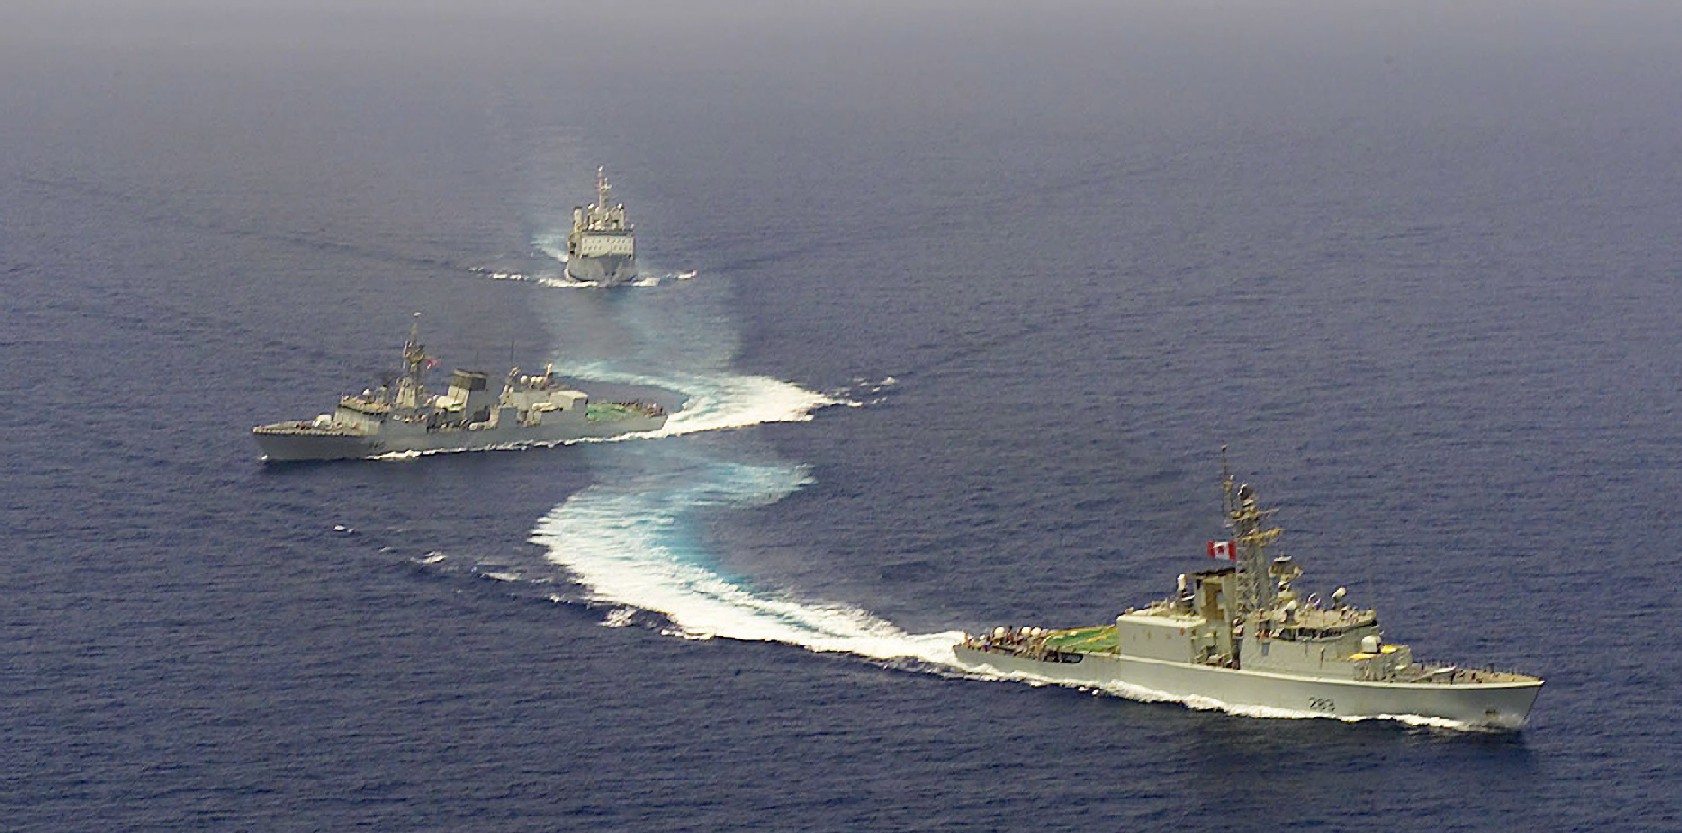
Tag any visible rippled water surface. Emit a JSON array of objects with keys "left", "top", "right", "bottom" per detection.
[{"left": 4, "top": 2, "right": 1680, "bottom": 830}]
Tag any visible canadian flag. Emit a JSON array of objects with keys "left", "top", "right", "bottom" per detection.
[{"left": 1206, "top": 540, "right": 1235, "bottom": 560}]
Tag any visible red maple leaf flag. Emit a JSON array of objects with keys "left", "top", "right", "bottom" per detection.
[{"left": 1206, "top": 540, "right": 1235, "bottom": 560}]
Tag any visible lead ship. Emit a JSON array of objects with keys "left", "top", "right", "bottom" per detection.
[
  {"left": 252, "top": 316, "right": 666, "bottom": 462},
  {"left": 954, "top": 459, "right": 1544, "bottom": 728},
  {"left": 565, "top": 167, "right": 636, "bottom": 286}
]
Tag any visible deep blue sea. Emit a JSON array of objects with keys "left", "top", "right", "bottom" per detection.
[{"left": 5, "top": 1, "right": 1681, "bottom": 830}]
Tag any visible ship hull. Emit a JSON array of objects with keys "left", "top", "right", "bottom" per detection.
[
  {"left": 565, "top": 252, "right": 637, "bottom": 286},
  {"left": 254, "top": 412, "right": 665, "bottom": 462},
  {"left": 953, "top": 644, "right": 1541, "bottom": 728}
]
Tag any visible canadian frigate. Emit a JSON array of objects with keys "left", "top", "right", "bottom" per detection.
[
  {"left": 252, "top": 316, "right": 666, "bottom": 462},
  {"left": 565, "top": 167, "right": 636, "bottom": 286},
  {"left": 954, "top": 457, "right": 1544, "bottom": 728}
]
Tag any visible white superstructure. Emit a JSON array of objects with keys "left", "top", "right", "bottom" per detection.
[{"left": 565, "top": 167, "right": 637, "bottom": 285}]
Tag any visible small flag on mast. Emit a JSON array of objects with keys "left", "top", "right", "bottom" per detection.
[{"left": 1206, "top": 540, "right": 1235, "bottom": 560}]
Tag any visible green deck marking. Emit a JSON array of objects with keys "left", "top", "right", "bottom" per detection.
[
  {"left": 586, "top": 402, "right": 639, "bottom": 421},
  {"left": 1044, "top": 625, "right": 1118, "bottom": 653}
]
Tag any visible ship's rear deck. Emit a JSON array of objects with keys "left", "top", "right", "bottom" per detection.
[
  {"left": 585, "top": 402, "right": 660, "bottom": 421},
  {"left": 1042, "top": 625, "right": 1119, "bottom": 654}
]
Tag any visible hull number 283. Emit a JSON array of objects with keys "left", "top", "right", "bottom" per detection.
[{"left": 1308, "top": 697, "right": 1336, "bottom": 713}]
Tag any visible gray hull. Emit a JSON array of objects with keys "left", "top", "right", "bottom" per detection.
[
  {"left": 255, "top": 412, "right": 664, "bottom": 462},
  {"left": 953, "top": 644, "right": 1541, "bottom": 728},
  {"left": 566, "top": 253, "right": 637, "bottom": 286}
]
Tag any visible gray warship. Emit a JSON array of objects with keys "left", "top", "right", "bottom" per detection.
[
  {"left": 564, "top": 167, "right": 636, "bottom": 286},
  {"left": 954, "top": 458, "right": 1543, "bottom": 728},
  {"left": 252, "top": 316, "right": 666, "bottom": 462}
]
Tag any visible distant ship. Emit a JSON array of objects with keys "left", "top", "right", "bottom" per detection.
[
  {"left": 565, "top": 167, "right": 636, "bottom": 286},
  {"left": 252, "top": 316, "right": 666, "bottom": 462},
  {"left": 954, "top": 456, "right": 1544, "bottom": 728}
]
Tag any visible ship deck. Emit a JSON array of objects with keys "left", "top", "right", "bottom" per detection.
[
  {"left": 1024, "top": 623, "right": 1539, "bottom": 687},
  {"left": 252, "top": 422, "right": 365, "bottom": 437},
  {"left": 1042, "top": 625, "right": 1119, "bottom": 654},
  {"left": 585, "top": 402, "right": 662, "bottom": 421}
]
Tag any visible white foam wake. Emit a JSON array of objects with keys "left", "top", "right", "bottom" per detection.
[
  {"left": 473, "top": 269, "right": 613, "bottom": 290},
  {"left": 530, "top": 457, "right": 962, "bottom": 665},
  {"left": 524, "top": 355, "right": 952, "bottom": 663},
  {"left": 532, "top": 231, "right": 568, "bottom": 263}
]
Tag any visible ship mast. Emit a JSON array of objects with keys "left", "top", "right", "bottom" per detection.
[
  {"left": 594, "top": 166, "right": 615, "bottom": 229},
  {"left": 395, "top": 312, "right": 429, "bottom": 409},
  {"left": 1222, "top": 449, "right": 1282, "bottom": 615}
]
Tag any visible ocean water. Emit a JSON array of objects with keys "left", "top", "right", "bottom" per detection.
[{"left": 4, "top": 1, "right": 1681, "bottom": 830}]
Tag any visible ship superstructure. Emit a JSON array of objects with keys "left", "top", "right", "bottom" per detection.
[
  {"left": 954, "top": 455, "right": 1544, "bottom": 728},
  {"left": 252, "top": 315, "right": 666, "bottom": 461},
  {"left": 565, "top": 167, "right": 637, "bottom": 286}
]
